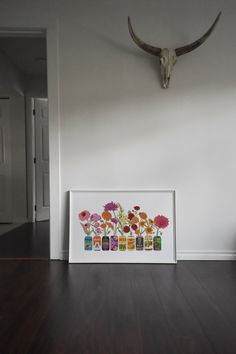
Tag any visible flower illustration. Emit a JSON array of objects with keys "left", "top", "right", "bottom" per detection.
[
  {"left": 131, "top": 224, "right": 138, "bottom": 231},
  {"left": 102, "top": 211, "right": 112, "bottom": 221},
  {"left": 146, "top": 226, "right": 153, "bottom": 234},
  {"left": 123, "top": 226, "right": 130, "bottom": 233},
  {"left": 154, "top": 215, "right": 169, "bottom": 229},
  {"left": 96, "top": 228, "right": 102, "bottom": 235},
  {"left": 139, "top": 212, "right": 148, "bottom": 219},
  {"left": 104, "top": 201, "right": 118, "bottom": 211},
  {"left": 111, "top": 217, "right": 118, "bottom": 224},
  {"left": 128, "top": 213, "right": 135, "bottom": 220},
  {"left": 79, "top": 210, "right": 90, "bottom": 221},
  {"left": 134, "top": 206, "right": 140, "bottom": 211},
  {"left": 90, "top": 213, "right": 101, "bottom": 222}
]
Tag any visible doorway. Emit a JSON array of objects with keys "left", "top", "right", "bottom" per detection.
[{"left": 0, "top": 34, "right": 50, "bottom": 258}]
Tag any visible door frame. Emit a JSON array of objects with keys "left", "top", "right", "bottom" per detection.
[{"left": 0, "top": 17, "right": 61, "bottom": 259}]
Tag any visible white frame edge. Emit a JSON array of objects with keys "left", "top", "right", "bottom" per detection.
[{"left": 69, "top": 189, "right": 177, "bottom": 264}]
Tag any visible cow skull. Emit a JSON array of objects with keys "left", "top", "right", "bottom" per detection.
[{"left": 128, "top": 12, "right": 221, "bottom": 88}]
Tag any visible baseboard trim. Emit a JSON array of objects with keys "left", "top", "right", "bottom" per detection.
[
  {"left": 177, "top": 251, "right": 236, "bottom": 261},
  {"left": 60, "top": 250, "right": 69, "bottom": 260}
]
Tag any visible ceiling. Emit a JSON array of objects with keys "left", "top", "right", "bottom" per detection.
[{"left": 0, "top": 37, "right": 47, "bottom": 76}]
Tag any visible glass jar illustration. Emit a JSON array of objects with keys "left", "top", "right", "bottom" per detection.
[
  {"left": 102, "top": 236, "right": 110, "bottom": 251},
  {"left": 93, "top": 235, "right": 101, "bottom": 251},
  {"left": 111, "top": 235, "right": 118, "bottom": 251},
  {"left": 119, "top": 235, "right": 127, "bottom": 251},
  {"left": 84, "top": 235, "right": 92, "bottom": 251},
  {"left": 136, "top": 235, "right": 144, "bottom": 251},
  {"left": 127, "top": 236, "right": 135, "bottom": 250},
  {"left": 144, "top": 235, "right": 153, "bottom": 250},
  {"left": 153, "top": 236, "right": 161, "bottom": 251}
]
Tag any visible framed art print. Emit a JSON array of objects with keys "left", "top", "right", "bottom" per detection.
[{"left": 69, "top": 190, "right": 176, "bottom": 263}]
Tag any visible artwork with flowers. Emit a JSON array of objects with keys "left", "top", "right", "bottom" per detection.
[{"left": 69, "top": 190, "right": 176, "bottom": 263}]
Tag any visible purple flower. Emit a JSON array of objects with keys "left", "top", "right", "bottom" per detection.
[
  {"left": 90, "top": 213, "right": 101, "bottom": 222},
  {"left": 96, "top": 228, "right": 102, "bottom": 235},
  {"left": 111, "top": 217, "right": 118, "bottom": 224},
  {"left": 104, "top": 201, "right": 118, "bottom": 211},
  {"left": 94, "top": 222, "right": 99, "bottom": 228}
]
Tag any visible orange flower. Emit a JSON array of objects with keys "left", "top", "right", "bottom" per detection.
[
  {"left": 149, "top": 219, "right": 154, "bottom": 224},
  {"left": 146, "top": 227, "right": 153, "bottom": 234},
  {"left": 102, "top": 211, "right": 112, "bottom": 221},
  {"left": 100, "top": 223, "right": 107, "bottom": 229},
  {"left": 131, "top": 216, "right": 139, "bottom": 224},
  {"left": 107, "top": 222, "right": 114, "bottom": 229},
  {"left": 140, "top": 221, "right": 146, "bottom": 227},
  {"left": 139, "top": 212, "right": 147, "bottom": 219}
]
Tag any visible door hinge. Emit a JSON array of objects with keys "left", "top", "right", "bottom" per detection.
[
  {"left": 34, "top": 205, "right": 37, "bottom": 212},
  {"left": 33, "top": 157, "right": 36, "bottom": 164}
]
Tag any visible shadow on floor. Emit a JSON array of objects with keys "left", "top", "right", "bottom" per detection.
[{"left": 0, "top": 221, "right": 49, "bottom": 259}]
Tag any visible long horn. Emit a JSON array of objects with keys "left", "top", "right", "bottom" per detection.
[
  {"left": 128, "top": 16, "right": 161, "bottom": 57},
  {"left": 175, "top": 11, "right": 221, "bottom": 56}
]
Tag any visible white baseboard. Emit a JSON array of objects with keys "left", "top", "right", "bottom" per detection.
[
  {"left": 60, "top": 250, "right": 69, "bottom": 260},
  {"left": 60, "top": 250, "right": 236, "bottom": 261},
  {"left": 177, "top": 251, "right": 236, "bottom": 261}
]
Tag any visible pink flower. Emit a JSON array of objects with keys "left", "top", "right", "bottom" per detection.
[
  {"left": 96, "top": 228, "right": 102, "bottom": 235},
  {"left": 111, "top": 217, "right": 118, "bottom": 224},
  {"left": 84, "top": 223, "right": 90, "bottom": 228},
  {"left": 94, "top": 222, "right": 99, "bottom": 228},
  {"left": 104, "top": 201, "right": 118, "bottom": 211},
  {"left": 90, "top": 213, "right": 101, "bottom": 222},
  {"left": 154, "top": 215, "right": 169, "bottom": 229},
  {"left": 79, "top": 210, "right": 90, "bottom": 221}
]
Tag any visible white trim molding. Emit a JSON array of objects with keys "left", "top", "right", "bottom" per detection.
[{"left": 177, "top": 250, "right": 236, "bottom": 261}]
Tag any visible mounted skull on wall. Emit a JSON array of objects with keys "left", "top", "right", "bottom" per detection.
[{"left": 128, "top": 12, "right": 221, "bottom": 89}]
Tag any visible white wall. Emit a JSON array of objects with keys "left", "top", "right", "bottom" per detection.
[
  {"left": 1, "top": 0, "right": 235, "bottom": 259},
  {"left": 0, "top": 51, "right": 27, "bottom": 222}
]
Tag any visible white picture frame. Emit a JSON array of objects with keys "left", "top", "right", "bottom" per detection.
[{"left": 69, "top": 190, "right": 177, "bottom": 263}]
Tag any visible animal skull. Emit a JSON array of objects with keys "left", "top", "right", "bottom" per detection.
[{"left": 128, "top": 13, "right": 221, "bottom": 89}]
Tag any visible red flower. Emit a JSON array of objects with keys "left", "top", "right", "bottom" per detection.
[
  {"left": 79, "top": 210, "right": 90, "bottom": 221},
  {"left": 154, "top": 215, "right": 169, "bottom": 229},
  {"left": 123, "top": 226, "right": 130, "bottom": 233},
  {"left": 134, "top": 206, "right": 140, "bottom": 211},
  {"left": 131, "top": 224, "right": 138, "bottom": 231},
  {"left": 128, "top": 213, "right": 135, "bottom": 220}
]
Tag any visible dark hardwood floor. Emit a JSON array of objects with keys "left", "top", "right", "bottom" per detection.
[
  {"left": 0, "top": 221, "right": 49, "bottom": 259},
  {"left": 0, "top": 261, "right": 236, "bottom": 354}
]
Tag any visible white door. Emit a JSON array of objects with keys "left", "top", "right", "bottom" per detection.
[
  {"left": 35, "top": 98, "right": 50, "bottom": 221},
  {"left": 0, "top": 98, "right": 12, "bottom": 223}
]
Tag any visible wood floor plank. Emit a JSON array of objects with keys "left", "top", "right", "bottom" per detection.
[
  {"left": 129, "top": 264, "right": 182, "bottom": 354},
  {"left": 0, "top": 261, "right": 236, "bottom": 354},
  {"left": 175, "top": 262, "right": 236, "bottom": 354},
  {"left": 150, "top": 264, "right": 215, "bottom": 354},
  {"left": 187, "top": 261, "right": 236, "bottom": 328}
]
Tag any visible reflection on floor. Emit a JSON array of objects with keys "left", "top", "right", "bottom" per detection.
[
  {"left": 0, "top": 223, "right": 22, "bottom": 236},
  {"left": 0, "top": 221, "right": 49, "bottom": 259}
]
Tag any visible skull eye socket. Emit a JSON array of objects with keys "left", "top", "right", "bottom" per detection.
[{"left": 160, "top": 57, "right": 166, "bottom": 65}]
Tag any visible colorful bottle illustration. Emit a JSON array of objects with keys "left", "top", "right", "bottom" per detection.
[
  {"left": 136, "top": 236, "right": 144, "bottom": 250},
  {"left": 84, "top": 235, "right": 92, "bottom": 251},
  {"left": 119, "top": 236, "right": 127, "bottom": 251},
  {"left": 111, "top": 235, "right": 118, "bottom": 251},
  {"left": 127, "top": 236, "right": 135, "bottom": 250},
  {"left": 93, "top": 235, "right": 101, "bottom": 251},
  {"left": 102, "top": 236, "right": 110, "bottom": 251},
  {"left": 144, "top": 235, "right": 153, "bottom": 250},
  {"left": 153, "top": 236, "right": 161, "bottom": 251}
]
